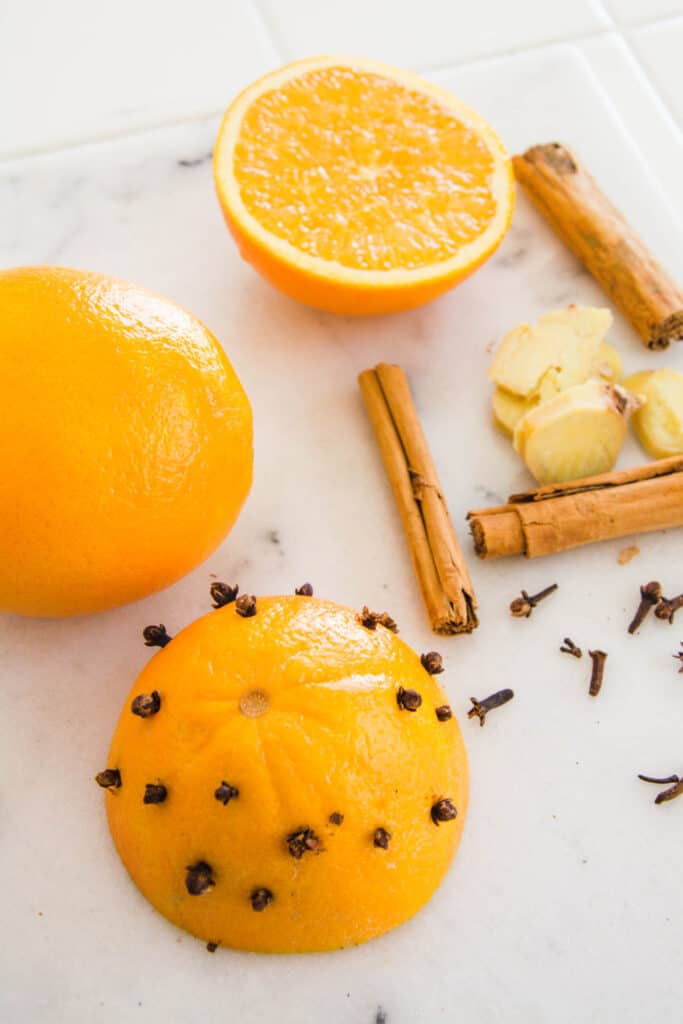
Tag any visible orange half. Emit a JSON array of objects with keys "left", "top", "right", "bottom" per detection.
[{"left": 214, "top": 56, "right": 514, "bottom": 316}]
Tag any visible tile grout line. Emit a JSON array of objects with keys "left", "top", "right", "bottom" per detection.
[
  {"left": 592, "top": 0, "right": 683, "bottom": 146},
  {"left": 0, "top": 109, "right": 226, "bottom": 166},
  {"left": 567, "top": 25, "right": 683, "bottom": 228},
  {"left": 612, "top": 32, "right": 683, "bottom": 145},
  {"left": 0, "top": 16, "right": 680, "bottom": 168},
  {"left": 0, "top": 29, "right": 616, "bottom": 165},
  {"left": 418, "top": 25, "right": 616, "bottom": 75}
]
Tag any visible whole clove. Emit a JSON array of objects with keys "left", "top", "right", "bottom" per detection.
[
  {"left": 250, "top": 887, "right": 273, "bottom": 912},
  {"left": 638, "top": 772, "right": 683, "bottom": 804},
  {"left": 206, "top": 942, "right": 219, "bottom": 953},
  {"left": 143, "top": 783, "right": 167, "bottom": 804},
  {"left": 95, "top": 768, "right": 121, "bottom": 789},
  {"left": 627, "top": 581, "right": 662, "bottom": 633},
  {"left": 674, "top": 644, "right": 683, "bottom": 673},
  {"left": 560, "top": 637, "right": 582, "bottom": 658},
  {"left": 185, "top": 861, "right": 215, "bottom": 896},
  {"left": 420, "top": 651, "right": 444, "bottom": 675},
  {"left": 468, "top": 688, "right": 514, "bottom": 726},
  {"left": 286, "top": 827, "right": 320, "bottom": 859},
  {"left": 373, "top": 827, "right": 391, "bottom": 849},
  {"left": 358, "top": 607, "right": 398, "bottom": 632},
  {"left": 430, "top": 798, "right": 458, "bottom": 825},
  {"left": 235, "top": 594, "right": 257, "bottom": 618},
  {"left": 210, "top": 581, "right": 239, "bottom": 608},
  {"left": 509, "top": 584, "right": 558, "bottom": 618},
  {"left": 214, "top": 781, "right": 239, "bottom": 805},
  {"left": 655, "top": 594, "right": 683, "bottom": 624},
  {"left": 588, "top": 650, "right": 608, "bottom": 696},
  {"left": 654, "top": 781, "right": 683, "bottom": 805},
  {"left": 295, "top": 583, "right": 314, "bottom": 596},
  {"left": 396, "top": 686, "right": 422, "bottom": 712},
  {"left": 131, "top": 690, "right": 161, "bottom": 717},
  {"left": 435, "top": 704, "right": 453, "bottom": 721},
  {"left": 143, "top": 624, "right": 172, "bottom": 648}
]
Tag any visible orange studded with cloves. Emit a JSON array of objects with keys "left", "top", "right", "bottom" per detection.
[{"left": 102, "top": 595, "right": 468, "bottom": 952}]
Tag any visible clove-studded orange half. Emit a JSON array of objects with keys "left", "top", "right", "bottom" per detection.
[
  {"left": 0, "top": 266, "right": 252, "bottom": 617},
  {"left": 101, "top": 594, "right": 468, "bottom": 953},
  {"left": 214, "top": 56, "right": 514, "bottom": 315}
]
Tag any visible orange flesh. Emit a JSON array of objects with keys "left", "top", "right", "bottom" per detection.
[{"left": 234, "top": 66, "right": 497, "bottom": 270}]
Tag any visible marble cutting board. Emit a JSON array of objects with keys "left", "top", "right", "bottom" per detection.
[{"left": 1, "top": 43, "right": 682, "bottom": 1024}]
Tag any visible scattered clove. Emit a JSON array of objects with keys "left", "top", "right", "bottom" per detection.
[
  {"left": 358, "top": 607, "right": 398, "bottom": 632},
  {"left": 435, "top": 704, "right": 453, "bottom": 722},
  {"left": 675, "top": 644, "right": 683, "bottom": 673},
  {"left": 329, "top": 812, "right": 344, "bottom": 826},
  {"left": 142, "top": 624, "right": 172, "bottom": 648},
  {"left": 396, "top": 686, "right": 422, "bottom": 712},
  {"left": 420, "top": 651, "right": 444, "bottom": 675},
  {"left": 588, "top": 650, "right": 608, "bottom": 696},
  {"left": 210, "top": 581, "right": 239, "bottom": 608},
  {"left": 655, "top": 594, "right": 683, "bottom": 624},
  {"left": 235, "top": 594, "right": 257, "bottom": 618},
  {"left": 295, "top": 583, "right": 314, "bottom": 596},
  {"left": 560, "top": 637, "right": 582, "bottom": 658},
  {"left": 638, "top": 773, "right": 683, "bottom": 805},
  {"left": 95, "top": 768, "right": 121, "bottom": 789},
  {"left": 359, "top": 607, "right": 379, "bottom": 629},
  {"left": 509, "top": 584, "right": 558, "bottom": 618},
  {"left": 431, "top": 798, "right": 458, "bottom": 825},
  {"left": 143, "top": 783, "right": 167, "bottom": 804},
  {"left": 131, "top": 690, "right": 161, "bottom": 717},
  {"left": 378, "top": 612, "right": 398, "bottom": 632},
  {"left": 185, "top": 861, "right": 215, "bottom": 896},
  {"left": 206, "top": 942, "right": 219, "bottom": 953},
  {"left": 250, "top": 887, "right": 273, "bottom": 912},
  {"left": 373, "top": 828, "right": 391, "bottom": 849},
  {"left": 468, "top": 689, "right": 514, "bottom": 726},
  {"left": 627, "top": 581, "right": 662, "bottom": 633},
  {"left": 655, "top": 781, "right": 683, "bottom": 805},
  {"left": 214, "top": 781, "right": 239, "bottom": 805},
  {"left": 286, "top": 827, "right": 320, "bottom": 859}
]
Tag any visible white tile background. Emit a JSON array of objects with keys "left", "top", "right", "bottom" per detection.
[
  {"left": 1, "top": 1, "right": 681, "bottom": 193},
  {"left": 1, "top": 3, "right": 683, "bottom": 1024}
]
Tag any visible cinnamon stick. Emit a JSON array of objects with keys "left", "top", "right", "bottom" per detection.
[
  {"left": 468, "top": 456, "right": 683, "bottom": 560},
  {"left": 513, "top": 143, "right": 683, "bottom": 350},
  {"left": 359, "top": 364, "right": 477, "bottom": 634}
]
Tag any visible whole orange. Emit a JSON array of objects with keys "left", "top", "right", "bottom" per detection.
[
  {"left": 101, "top": 594, "right": 468, "bottom": 953},
  {"left": 214, "top": 56, "right": 514, "bottom": 315},
  {"left": 0, "top": 267, "right": 252, "bottom": 617}
]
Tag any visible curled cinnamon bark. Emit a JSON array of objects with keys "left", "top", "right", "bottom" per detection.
[
  {"left": 359, "top": 363, "right": 477, "bottom": 634},
  {"left": 513, "top": 143, "right": 683, "bottom": 350},
  {"left": 469, "top": 456, "right": 683, "bottom": 560}
]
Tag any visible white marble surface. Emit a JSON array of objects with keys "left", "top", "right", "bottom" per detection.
[{"left": 2, "top": 5, "right": 683, "bottom": 1023}]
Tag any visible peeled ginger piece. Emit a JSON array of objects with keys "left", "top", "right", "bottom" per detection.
[
  {"left": 623, "top": 369, "right": 683, "bottom": 458},
  {"left": 492, "top": 387, "right": 533, "bottom": 435},
  {"left": 492, "top": 343, "right": 622, "bottom": 436},
  {"left": 593, "top": 342, "right": 622, "bottom": 381},
  {"left": 490, "top": 305, "right": 612, "bottom": 398},
  {"left": 492, "top": 368, "right": 562, "bottom": 435},
  {"left": 513, "top": 379, "right": 636, "bottom": 484}
]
